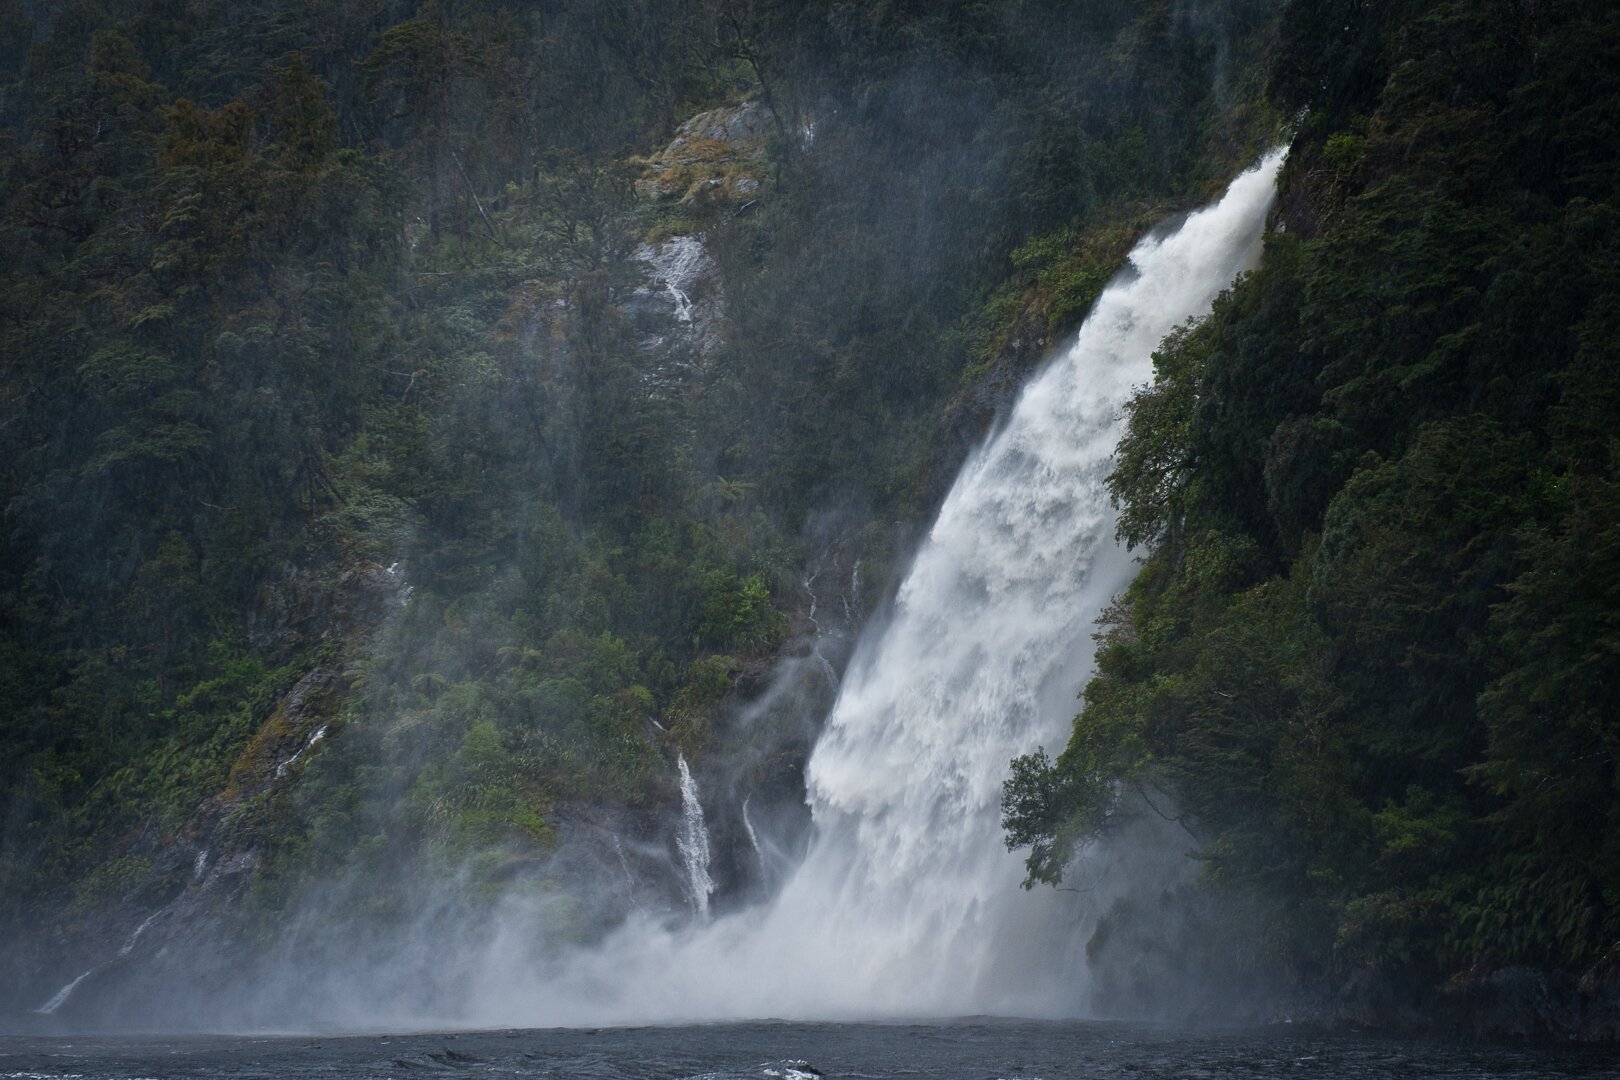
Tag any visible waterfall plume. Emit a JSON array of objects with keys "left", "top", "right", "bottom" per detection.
[{"left": 469, "top": 148, "right": 1287, "bottom": 1026}]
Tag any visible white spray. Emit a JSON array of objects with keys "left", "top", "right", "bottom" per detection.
[{"left": 483, "top": 150, "right": 1283, "bottom": 1027}]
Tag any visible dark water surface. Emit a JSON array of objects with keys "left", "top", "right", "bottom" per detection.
[{"left": 2, "top": 1020, "right": 1616, "bottom": 1080}]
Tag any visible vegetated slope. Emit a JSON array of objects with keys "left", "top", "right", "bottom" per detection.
[
  {"left": 0, "top": 0, "right": 1281, "bottom": 1014},
  {"left": 1005, "top": 0, "right": 1620, "bottom": 1035}
]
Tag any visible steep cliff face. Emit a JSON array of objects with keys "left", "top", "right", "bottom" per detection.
[
  {"left": 2, "top": 0, "right": 1297, "bottom": 1032},
  {"left": 1002, "top": 0, "right": 1620, "bottom": 1040},
  {"left": 22, "top": 0, "right": 1616, "bottom": 1037},
  {"left": 7, "top": 102, "right": 883, "bottom": 1022},
  {"left": 12, "top": 561, "right": 407, "bottom": 1018}
]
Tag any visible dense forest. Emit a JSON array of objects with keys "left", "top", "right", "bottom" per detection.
[
  {"left": 1005, "top": 0, "right": 1620, "bottom": 1033},
  {"left": 1, "top": 0, "right": 1615, "bottom": 1036},
  {"left": 0, "top": 0, "right": 1279, "bottom": 1020}
]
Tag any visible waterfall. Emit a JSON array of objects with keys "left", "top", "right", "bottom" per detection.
[
  {"left": 802, "top": 568, "right": 843, "bottom": 691},
  {"left": 676, "top": 754, "right": 716, "bottom": 919},
  {"left": 276, "top": 724, "right": 329, "bottom": 779},
  {"left": 33, "top": 968, "right": 94, "bottom": 1015},
  {"left": 637, "top": 236, "right": 710, "bottom": 323},
  {"left": 481, "top": 150, "right": 1285, "bottom": 1026},
  {"left": 741, "top": 796, "right": 764, "bottom": 870},
  {"left": 33, "top": 904, "right": 169, "bottom": 1015},
  {"left": 118, "top": 910, "right": 162, "bottom": 957}
]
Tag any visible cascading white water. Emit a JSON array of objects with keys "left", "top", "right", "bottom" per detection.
[
  {"left": 741, "top": 796, "right": 764, "bottom": 869},
  {"left": 276, "top": 724, "right": 328, "bottom": 778},
  {"left": 802, "top": 568, "right": 844, "bottom": 691},
  {"left": 676, "top": 754, "right": 716, "bottom": 919},
  {"left": 33, "top": 905, "right": 168, "bottom": 1014},
  {"left": 33, "top": 968, "right": 94, "bottom": 1015},
  {"left": 118, "top": 910, "right": 162, "bottom": 957},
  {"left": 637, "top": 236, "right": 710, "bottom": 323},
  {"left": 476, "top": 149, "right": 1285, "bottom": 1027}
]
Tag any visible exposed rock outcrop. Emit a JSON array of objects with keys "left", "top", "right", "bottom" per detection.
[{"left": 634, "top": 101, "right": 771, "bottom": 206}]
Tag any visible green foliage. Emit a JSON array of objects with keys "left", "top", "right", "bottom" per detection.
[
  {"left": 1109, "top": 320, "right": 1211, "bottom": 550},
  {"left": 0, "top": 0, "right": 1285, "bottom": 965},
  {"left": 1008, "top": 0, "right": 1620, "bottom": 997},
  {"left": 697, "top": 570, "right": 785, "bottom": 652}
]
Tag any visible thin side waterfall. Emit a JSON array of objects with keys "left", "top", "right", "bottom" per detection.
[
  {"left": 31, "top": 900, "right": 172, "bottom": 1016},
  {"left": 33, "top": 968, "right": 94, "bottom": 1015},
  {"left": 741, "top": 795, "right": 764, "bottom": 869},
  {"left": 475, "top": 149, "right": 1285, "bottom": 1027},
  {"left": 276, "top": 724, "right": 329, "bottom": 778},
  {"left": 637, "top": 236, "right": 710, "bottom": 323},
  {"left": 32, "top": 905, "right": 166, "bottom": 1014},
  {"left": 676, "top": 754, "right": 715, "bottom": 919},
  {"left": 803, "top": 569, "right": 842, "bottom": 690},
  {"left": 118, "top": 910, "right": 162, "bottom": 957}
]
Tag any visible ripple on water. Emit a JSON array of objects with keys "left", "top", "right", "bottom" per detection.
[{"left": 0, "top": 1022, "right": 1617, "bottom": 1080}]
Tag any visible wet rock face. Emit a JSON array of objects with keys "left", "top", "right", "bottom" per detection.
[
  {"left": 630, "top": 235, "right": 723, "bottom": 365},
  {"left": 1244, "top": 963, "right": 1620, "bottom": 1042},
  {"left": 246, "top": 554, "right": 409, "bottom": 656},
  {"left": 20, "top": 100, "right": 831, "bottom": 1027},
  {"left": 924, "top": 300, "right": 1054, "bottom": 512},
  {"left": 1431, "top": 966, "right": 1620, "bottom": 1042},
  {"left": 634, "top": 101, "right": 771, "bottom": 205},
  {"left": 634, "top": 236, "right": 715, "bottom": 324},
  {"left": 10, "top": 554, "right": 419, "bottom": 1021},
  {"left": 542, "top": 803, "right": 694, "bottom": 937}
]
